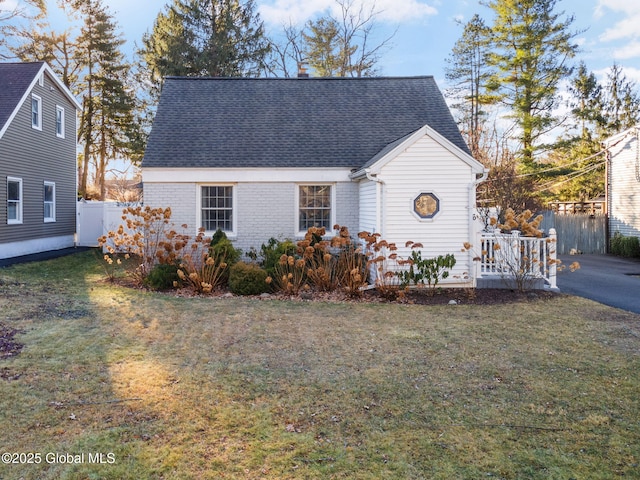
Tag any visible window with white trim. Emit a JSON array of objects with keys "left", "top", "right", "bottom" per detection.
[
  {"left": 31, "top": 94, "right": 42, "bottom": 130},
  {"left": 7, "top": 177, "right": 23, "bottom": 224},
  {"left": 201, "top": 185, "right": 234, "bottom": 233},
  {"left": 298, "top": 185, "right": 332, "bottom": 231},
  {"left": 44, "top": 182, "right": 56, "bottom": 222},
  {"left": 56, "top": 106, "right": 65, "bottom": 138}
]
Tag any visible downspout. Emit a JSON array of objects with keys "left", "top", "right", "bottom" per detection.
[
  {"left": 470, "top": 168, "right": 489, "bottom": 287},
  {"left": 363, "top": 168, "right": 385, "bottom": 288},
  {"left": 365, "top": 168, "right": 385, "bottom": 236}
]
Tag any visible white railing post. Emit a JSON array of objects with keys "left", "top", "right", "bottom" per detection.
[
  {"left": 510, "top": 230, "right": 521, "bottom": 268},
  {"left": 548, "top": 228, "right": 557, "bottom": 289}
]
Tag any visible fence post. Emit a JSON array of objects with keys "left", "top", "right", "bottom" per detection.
[
  {"left": 548, "top": 228, "right": 558, "bottom": 290},
  {"left": 510, "top": 230, "right": 521, "bottom": 267}
]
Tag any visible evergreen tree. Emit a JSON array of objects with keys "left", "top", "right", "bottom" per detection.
[
  {"left": 302, "top": 17, "right": 343, "bottom": 77},
  {"left": 600, "top": 63, "right": 640, "bottom": 137},
  {"left": 568, "top": 61, "right": 603, "bottom": 142},
  {"left": 139, "top": 0, "right": 269, "bottom": 96},
  {"left": 485, "top": 0, "right": 580, "bottom": 167},
  {"left": 300, "top": 0, "right": 392, "bottom": 78},
  {"left": 72, "top": 0, "right": 142, "bottom": 199},
  {"left": 445, "top": 14, "right": 494, "bottom": 162}
]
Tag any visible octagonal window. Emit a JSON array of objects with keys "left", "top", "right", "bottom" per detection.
[{"left": 413, "top": 192, "right": 440, "bottom": 219}]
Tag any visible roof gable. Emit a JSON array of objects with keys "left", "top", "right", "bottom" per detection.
[
  {"left": 353, "top": 125, "right": 487, "bottom": 178},
  {"left": 0, "top": 62, "right": 80, "bottom": 139},
  {"left": 143, "top": 76, "right": 471, "bottom": 170}
]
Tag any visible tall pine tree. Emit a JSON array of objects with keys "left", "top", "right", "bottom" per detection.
[
  {"left": 445, "top": 14, "right": 494, "bottom": 163},
  {"left": 139, "top": 0, "right": 269, "bottom": 96},
  {"left": 72, "top": 0, "right": 142, "bottom": 199},
  {"left": 485, "top": 0, "right": 580, "bottom": 167}
]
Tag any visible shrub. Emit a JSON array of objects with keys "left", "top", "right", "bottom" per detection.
[
  {"left": 146, "top": 263, "right": 180, "bottom": 290},
  {"left": 209, "top": 229, "right": 242, "bottom": 266},
  {"left": 335, "top": 243, "right": 368, "bottom": 297},
  {"left": 396, "top": 248, "right": 456, "bottom": 290},
  {"left": 178, "top": 229, "right": 229, "bottom": 294},
  {"left": 209, "top": 230, "right": 242, "bottom": 286},
  {"left": 229, "top": 262, "right": 269, "bottom": 295},
  {"left": 266, "top": 254, "right": 307, "bottom": 295},
  {"left": 250, "top": 237, "right": 298, "bottom": 277},
  {"left": 97, "top": 206, "right": 197, "bottom": 285},
  {"left": 610, "top": 232, "right": 640, "bottom": 258}
]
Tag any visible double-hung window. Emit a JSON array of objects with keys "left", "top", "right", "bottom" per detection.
[
  {"left": 201, "top": 185, "right": 234, "bottom": 233},
  {"left": 298, "top": 185, "right": 332, "bottom": 232},
  {"left": 56, "top": 106, "right": 65, "bottom": 138},
  {"left": 31, "top": 94, "right": 42, "bottom": 130},
  {"left": 44, "top": 182, "right": 56, "bottom": 222},
  {"left": 7, "top": 177, "right": 23, "bottom": 224}
]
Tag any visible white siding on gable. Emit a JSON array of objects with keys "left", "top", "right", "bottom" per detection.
[
  {"left": 609, "top": 130, "right": 640, "bottom": 238},
  {"left": 377, "top": 134, "right": 477, "bottom": 285}
]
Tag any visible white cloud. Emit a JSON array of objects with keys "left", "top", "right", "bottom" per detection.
[
  {"left": 258, "top": 0, "right": 437, "bottom": 26},
  {"left": 611, "top": 41, "right": 640, "bottom": 61},
  {"left": 600, "top": 16, "right": 640, "bottom": 42},
  {"left": 596, "top": 0, "right": 640, "bottom": 40},
  {"left": 595, "top": 0, "right": 640, "bottom": 62},
  {"left": 258, "top": 0, "right": 332, "bottom": 25},
  {"left": 623, "top": 67, "right": 640, "bottom": 85}
]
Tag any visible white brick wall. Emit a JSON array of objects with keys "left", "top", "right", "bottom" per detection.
[
  {"left": 143, "top": 182, "right": 198, "bottom": 234},
  {"left": 335, "top": 182, "right": 359, "bottom": 234},
  {"left": 143, "top": 181, "right": 360, "bottom": 253}
]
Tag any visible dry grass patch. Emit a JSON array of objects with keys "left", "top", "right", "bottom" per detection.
[{"left": 0, "top": 251, "right": 638, "bottom": 479}]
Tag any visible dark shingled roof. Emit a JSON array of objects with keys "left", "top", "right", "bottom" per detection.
[
  {"left": 0, "top": 62, "right": 44, "bottom": 132},
  {"left": 142, "top": 76, "right": 470, "bottom": 169}
]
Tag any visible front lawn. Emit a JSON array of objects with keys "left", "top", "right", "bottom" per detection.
[{"left": 0, "top": 251, "right": 638, "bottom": 479}]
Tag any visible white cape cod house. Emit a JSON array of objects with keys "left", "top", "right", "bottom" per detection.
[{"left": 141, "top": 76, "right": 488, "bottom": 286}]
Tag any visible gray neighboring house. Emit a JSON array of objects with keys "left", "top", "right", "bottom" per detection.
[
  {"left": 142, "top": 76, "right": 488, "bottom": 286},
  {"left": 0, "top": 62, "right": 81, "bottom": 259}
]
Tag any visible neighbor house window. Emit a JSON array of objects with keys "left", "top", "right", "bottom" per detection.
[
  {"left": 7, "top": 177, "right": 23, "bottom": 224},
  {"left": 298, "top": 185, "right": 332, "bottom": 231},
  {"left": 44, "top": 182, "right": 56, "bottom": 222},
  {"left": 56, "top": 106, "right": 65, "bottom": 138},
  {"left": 31, "top": 94, "right": 42, "bottom": 130},
  {"left": 201, "top": 185, "right": 234, "bottom": 233}
]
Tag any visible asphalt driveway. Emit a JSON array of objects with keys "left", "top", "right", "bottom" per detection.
[{"left": 557, "top": 254, "right": 640, "bottom": 314}]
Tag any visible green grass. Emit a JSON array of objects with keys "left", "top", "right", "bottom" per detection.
[{"left": 0, "top": 250, "right": 639, "bottom": 479}]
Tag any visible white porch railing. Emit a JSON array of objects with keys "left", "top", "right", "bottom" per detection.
[{"left": 478, "top": 229, "right": 558, "bottom": 289}]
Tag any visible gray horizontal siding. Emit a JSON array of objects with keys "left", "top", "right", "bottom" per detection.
[{"left": 0, "top": 72, "right": 77, "bottom": 246}]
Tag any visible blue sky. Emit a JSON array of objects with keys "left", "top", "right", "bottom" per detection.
[{"left": 6, "top": 0, "right": 640, "bottom": 85}]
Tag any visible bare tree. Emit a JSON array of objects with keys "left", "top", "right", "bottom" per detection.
[
  {"left": 266, "top": 0, "right": 395, "bottom": 78},
  {"left": 0, "top": 0, "right": 46, "bottom": 58}
]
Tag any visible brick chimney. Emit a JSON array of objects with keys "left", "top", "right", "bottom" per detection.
[{"left": 297, "top": 63, "right": 309, "bottom": 78}]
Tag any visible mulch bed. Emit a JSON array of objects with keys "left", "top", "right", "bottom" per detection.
[{"left": 388, "top": 287, "right": 559, "bottom": 306}]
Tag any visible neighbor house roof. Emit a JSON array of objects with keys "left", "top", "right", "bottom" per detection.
[
  {"left": 142, "top": 76, "right": 470, "bottom": 170},
  {"left": 0, "top": 61, "right": 80, "bottom": 139}
]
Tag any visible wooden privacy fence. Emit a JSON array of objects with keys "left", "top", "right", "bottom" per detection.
[
  {"left": 478, "top": 229, "right": 558, "bottom": 289},
  {"left": 540, "top": 211, "right": 607, "bottom": 255}
]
